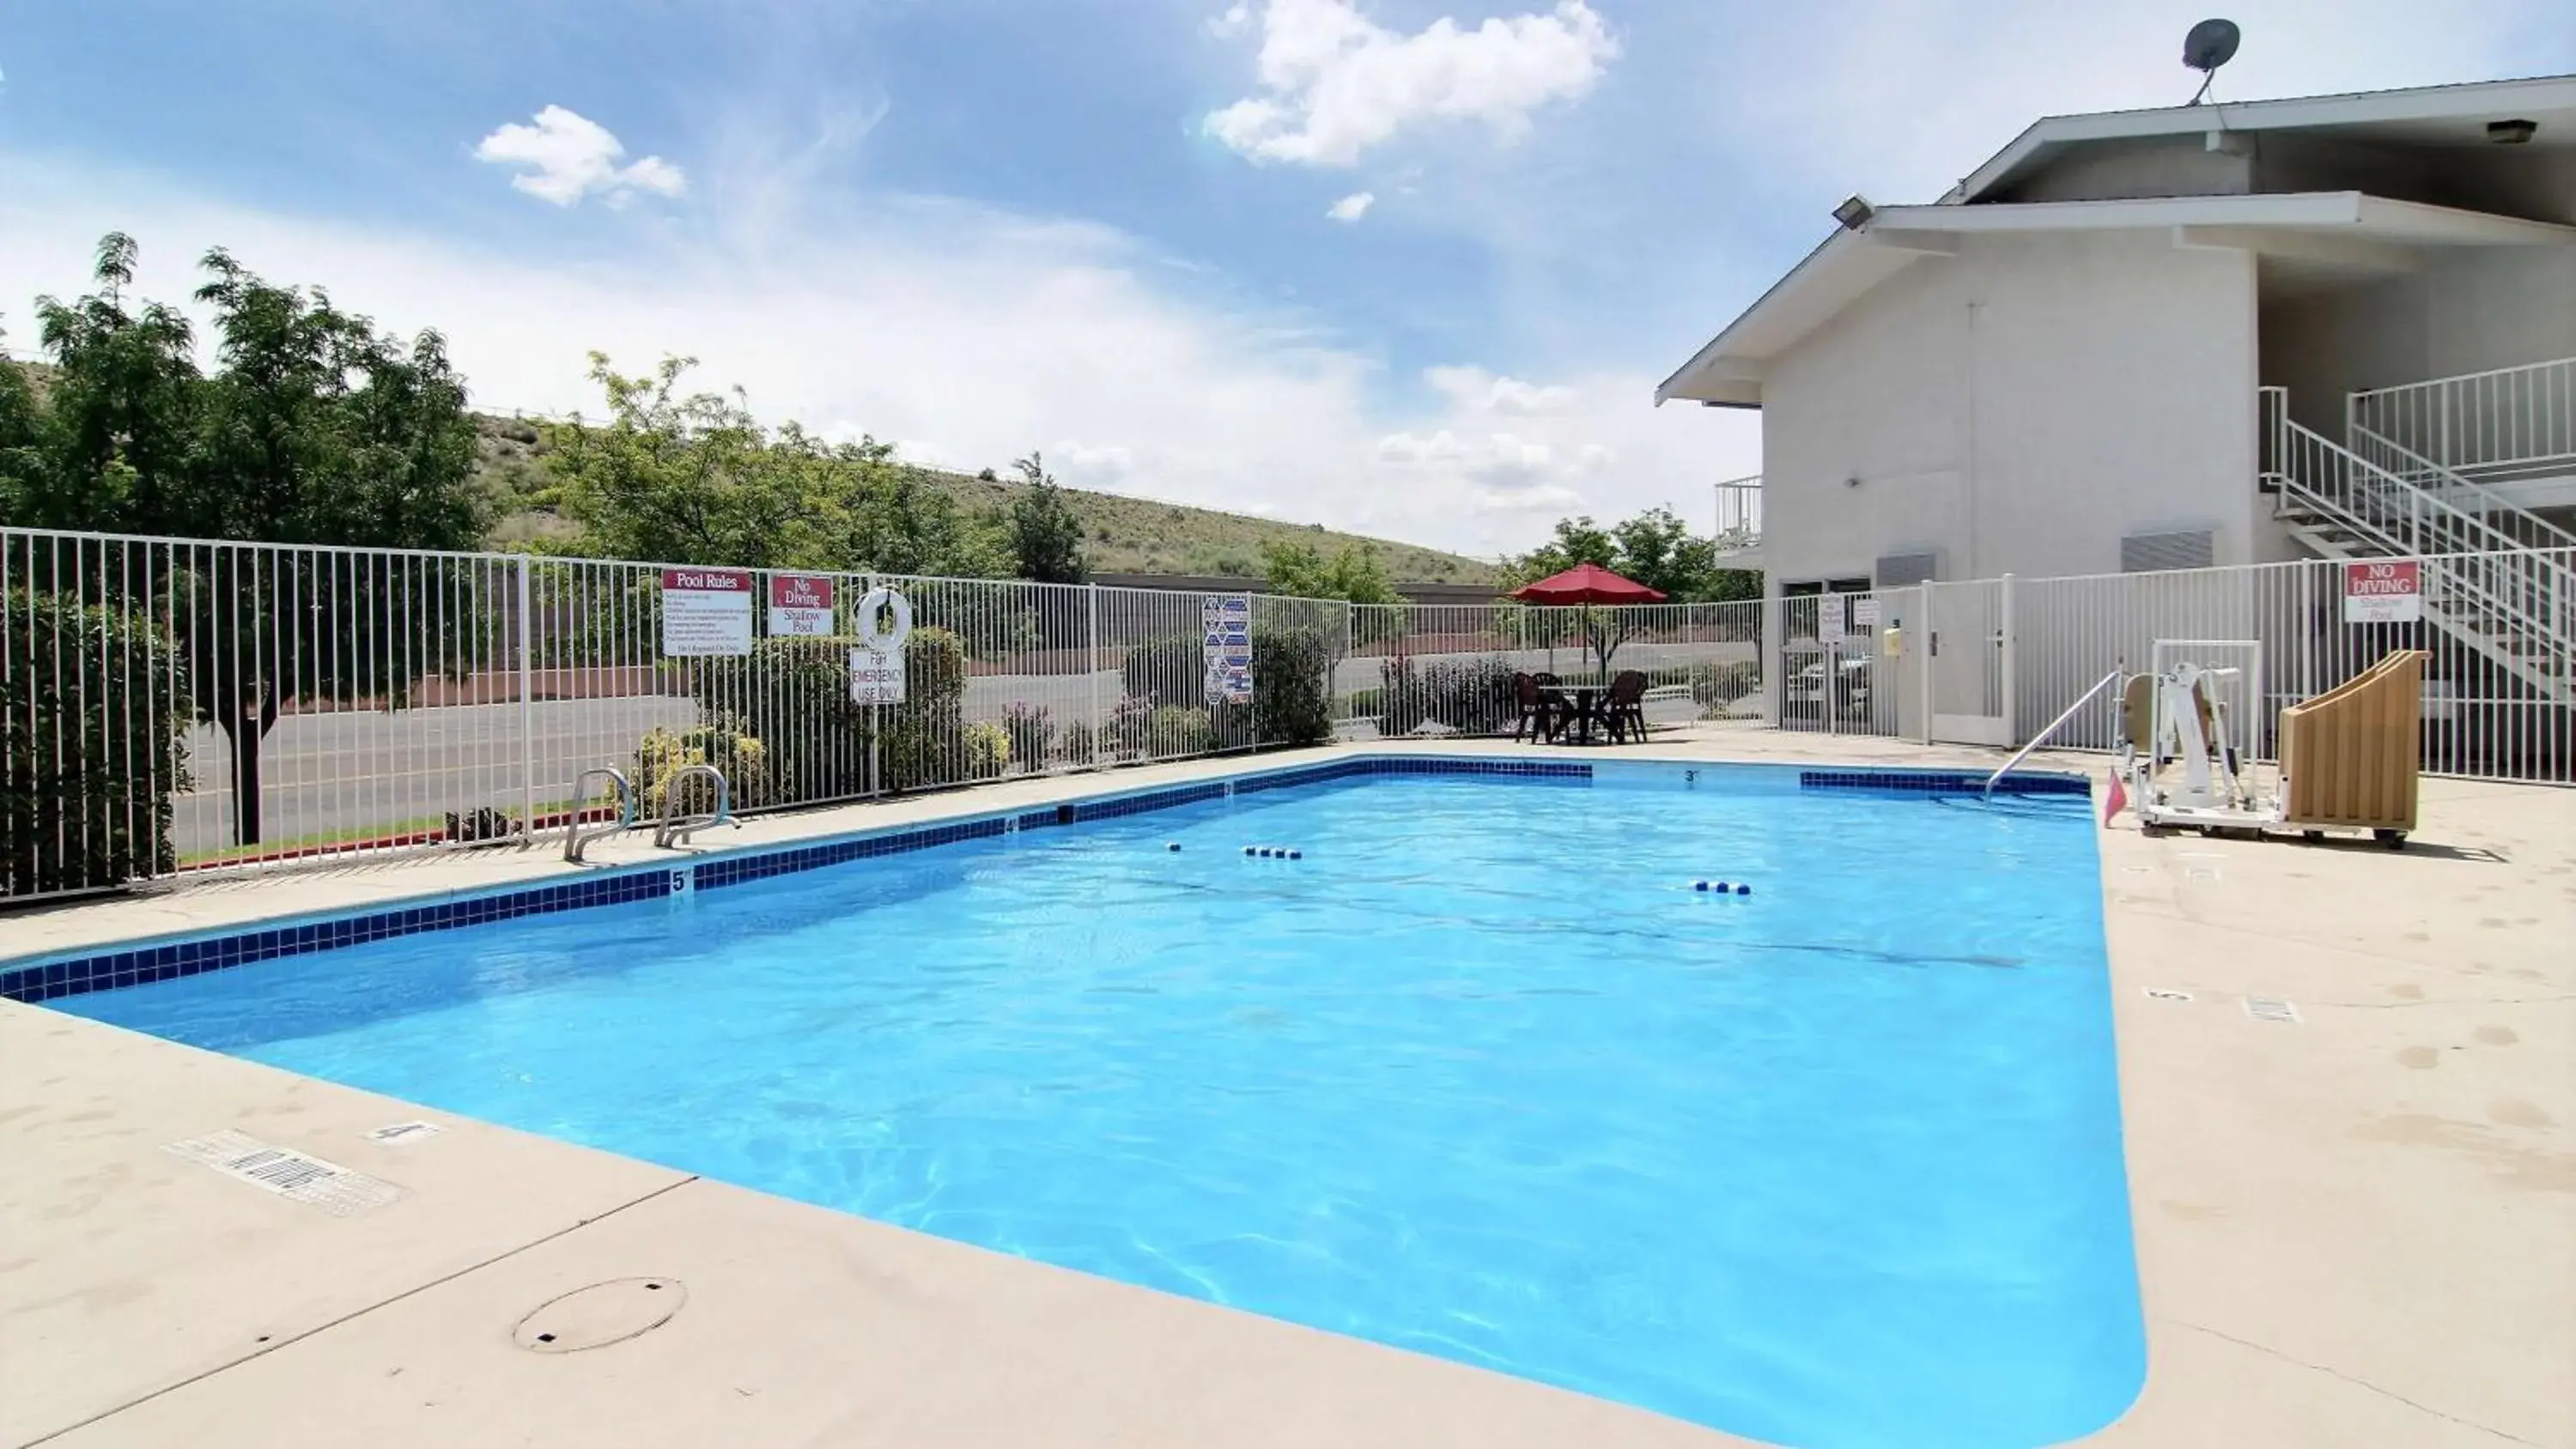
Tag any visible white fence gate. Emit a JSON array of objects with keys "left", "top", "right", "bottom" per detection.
[{"left": 1926, "top": 577, "right": 2012, "bottom": 747}]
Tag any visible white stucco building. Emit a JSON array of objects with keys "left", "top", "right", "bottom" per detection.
[{"left": 1660, "top": 74, "right": 2574, "bottom": 747}]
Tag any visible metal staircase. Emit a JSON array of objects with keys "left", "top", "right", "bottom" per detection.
[{"left": 2262, "top": 386, "right": 2573, "bottom": 706}]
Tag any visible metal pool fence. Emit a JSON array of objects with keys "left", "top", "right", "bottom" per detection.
[{"left": 2, "top": 524, "right": 2567, "bottom": 899}]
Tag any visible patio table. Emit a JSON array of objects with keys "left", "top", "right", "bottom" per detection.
[{"left": 1540, "top": 684, "right": 1604, "bottom": 744}]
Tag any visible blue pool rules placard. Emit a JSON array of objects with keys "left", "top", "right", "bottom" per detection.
[{"left": 1201, "top": 594, "right": 1253, "bottom": 705}]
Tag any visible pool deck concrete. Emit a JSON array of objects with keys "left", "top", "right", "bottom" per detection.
[{"left": 3, "top": 730, "right": 2568, "bottom": 1448}]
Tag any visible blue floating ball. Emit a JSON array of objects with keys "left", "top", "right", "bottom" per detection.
[
  {"left": 1242, "top": 846, "right": 1256, "bottom": 856},
  {"left": 1735, "top": 883, "right": 1752, "bottom": 896},
  {"left": 1166, "top": 842, "right": 1181, "bottom": 852},
  {"left": 1692, "top": 881, "right": 1709, "bottom": 892},
  {"left": 1287, "top": 850, "right": 1303, "bottom": 860},
  {"left": 1714, "top": 881, "right": 1729, "bottom": 893}
]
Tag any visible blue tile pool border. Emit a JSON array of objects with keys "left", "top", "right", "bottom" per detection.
[
  {"left": 2, "top": 754, "right": 2078, "bottom": 1006},
  {"left": 1798, "top": 767, "right": 2091, "bottom": 797}
]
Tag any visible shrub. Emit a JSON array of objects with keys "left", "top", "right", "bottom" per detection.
[
  {"left": 682, "top": 627, "right": 973, "bottom": 800},
  {"left": 1690, "top": 659, "right": 1761, "bottom": 717},
  {"left": 1002, "top": 702, "right": 1054, "bottom": 769},
  {"left": 2, "top": 590, "right": 190, "bottom": 894},
  {"left": 962, "top": 721, "right": 1012, "bottom": 779},
  {"left": 1059, "top": 718, "right": 1097, "bottom": 767},
  {"left": 1251, "top": 624, "right": 1333, "bottom": 747},
  {"left": 1120, "top": 627, "right": 1330, "bottom": 749},
  {"left": 1121, "top": 635, "right": 1206, "bottom": 705},
  {"left": 634, "top": 724, "right": 771, "bottom": 815},
  {"left": 690, "top": 635, "right": 872, "bottom": 803},
  {"left": 1106, "top": 694, "right": 1155, "bottom": 760},
  {"left": 1148, "top": 705, "right": 1214, "bottom": 758}
]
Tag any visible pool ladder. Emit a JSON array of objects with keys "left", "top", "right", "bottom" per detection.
[
  {"left": 653, "top": 763, "right": 741, "bottom": 850},
  {"left": 562, "top": 767, "right": 637, "bottom": 863}
]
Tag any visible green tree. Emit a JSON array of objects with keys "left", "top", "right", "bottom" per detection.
[
  {"left": 1003, "top": 451, "right": 1088, "bottom": 584},
  {"left": 13, "top": 234, "right": 488, "bottom": 846},
  {"left": 835, "top": 451, "right": 1011, "bottom": 578},
  {"left": 1501, "top": 506, "right": 1758, "bottom": 603},
  {"left": 183, "top": 246, "right": 488, "bottom": 845},
  {"left": 1259, "top": 537, "right": 1398, "bottom": 604},
  {"left": 545, "top": 354, "right": 833, "bottom": 567},
  {"left": 0, "top": 330, "right": 46, "bottom": 518},
  {"left": 19, "top": 233, "right": 202, "bottom": 531}
]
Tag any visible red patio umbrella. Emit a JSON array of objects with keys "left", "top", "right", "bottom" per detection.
[{"left": 1509, "top": 561, "right": 1666, "bottom": 605}]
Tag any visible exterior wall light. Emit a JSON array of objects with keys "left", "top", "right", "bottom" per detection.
[
  {"left": 1832, "top": 196, "right": 1875, "bottom": 230},
  {"left": 2486, "top": 119, "right": 2537, "bottom": 144}
]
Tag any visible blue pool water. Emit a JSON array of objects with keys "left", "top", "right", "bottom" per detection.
[{"left": 64, "top": 764, "right": 2142, "bottom": 1447}]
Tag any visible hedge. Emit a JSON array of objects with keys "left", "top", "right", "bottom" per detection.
[{"left": 3, "top": 589, "right": 191, "bottom": 894}]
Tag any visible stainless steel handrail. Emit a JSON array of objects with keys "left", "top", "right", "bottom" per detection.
[
  {"left": 1984, "top": 667, "right": 2123, "bottom": 797},
  {"left": 562, "top": 767, "right": 636, "bottom": 863},
  {"left": 653, "top": 764, "right": 738, "bottom": 849}
]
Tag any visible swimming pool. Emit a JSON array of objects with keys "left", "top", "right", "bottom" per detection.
[{"left": 45, "top": 759, "right": 2142, "bottom": 1448}]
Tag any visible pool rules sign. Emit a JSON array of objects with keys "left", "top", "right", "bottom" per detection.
[
  {"left": 660, "top": 567, "right": 755, "bottom": 656},
  {"left": 2343, "top": 560, "right": 2422, "bottom": 623}
]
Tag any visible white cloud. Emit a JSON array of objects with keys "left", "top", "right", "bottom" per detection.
[
  {"left": 1425, "top": 364, "right": 1571, "bottom": 415},
  {"left": 473, "top": 106, "right": 689, "bottom": 208},
  {"left": 1473, "top": 482, "right": 1581, "bottom": 511},
  {"left": 1053, "top": 441, "right": 1137, "bottom": 480},
  {"left": 1208, "top": 2, "right": 1254, "bottom": 37},
  {"left": 1325, "top": 191, "right": 1375, "bottom": 222},
  {"left": 1205, "top": 0, "right": 1618, "bottom": 167}
]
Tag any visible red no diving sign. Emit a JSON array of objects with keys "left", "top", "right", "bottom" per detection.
[{"left": 2342, "top": 560, "right": 2421, "bottom": 623}]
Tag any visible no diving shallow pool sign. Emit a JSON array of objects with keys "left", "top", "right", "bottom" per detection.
[
  {"left": 2343, "top": 560, "right": 2422, "bottom": 624},
  {"left": 767, "top": 573, "right": 835, "bottom": 636},
  {"left": 660, "top": 567, "right": 756, "bottom": 656}
]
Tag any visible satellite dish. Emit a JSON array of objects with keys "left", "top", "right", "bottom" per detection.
[{"left": 2183, "top": 19, "right": 2240, "bottom": 103}]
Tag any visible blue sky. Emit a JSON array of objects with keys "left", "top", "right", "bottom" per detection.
[{"left": 3, "top": 0, "right": 2570, "bottom": 557}]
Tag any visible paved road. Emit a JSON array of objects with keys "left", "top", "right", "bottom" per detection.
[{"left": 165, "top": 646, "right": 1759, "bottom": 857}]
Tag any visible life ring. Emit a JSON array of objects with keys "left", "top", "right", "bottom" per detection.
[{"left": 855, "top": 586, "right": 913, "bottom": 652}]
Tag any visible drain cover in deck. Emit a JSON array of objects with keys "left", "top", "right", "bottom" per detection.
[{"left": 513, "top": 1277, "right": 686, "bottom": 1353}]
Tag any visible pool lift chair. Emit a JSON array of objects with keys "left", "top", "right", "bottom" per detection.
[{"left": 2122, "top": 654, "right": 2273, "bottom": 836}]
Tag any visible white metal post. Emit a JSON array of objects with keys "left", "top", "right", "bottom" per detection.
[
  {"left": 515, "top": 554, "right": 536, "bottom": 840},
  {"left": 1998, "top": 573, "right": 2018, "bottom": 747},
  {"left": 1086, "top": 583, "right": 1103, "bottom": 770},
  {"left": 1918, "top": 579, "right": 1936, "bottom": 743}
]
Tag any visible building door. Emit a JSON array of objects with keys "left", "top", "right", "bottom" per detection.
[{"left": 1927, "top": 577, "right": 2013, "bottom": 746}]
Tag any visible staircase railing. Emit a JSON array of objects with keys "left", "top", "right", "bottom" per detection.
[
  {"left": 2263, "top": 388, "right": 2571, "bottom": 700},
  {"left": 2348, "top": 356, "right": 2576, "bottom": 487},
  {"left": 2345, "top": 424, "right": 2576, "bottom": 553}
]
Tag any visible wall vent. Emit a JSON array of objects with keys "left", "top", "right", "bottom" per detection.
[
  {"left": 2121, "top": 530, "right": 2215, "bottom": 573},
  {"left": 1874, "top": 552, "right": 1939, "bottom": 587}
]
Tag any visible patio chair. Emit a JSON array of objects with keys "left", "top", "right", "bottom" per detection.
[
  {"left": 1512, "top": 672, "right": 1559, "bottom": 742},
  {"left": 1603, "top": 671, "right": 1650, "bottom": 743}
]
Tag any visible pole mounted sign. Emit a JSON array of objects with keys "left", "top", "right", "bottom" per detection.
[
  {"left": 1201, "top": 594, "right": 1253, "bottom": 705},
  {"left": 1817, "top": 594, "right": 1847, "bottom": 645},
  {"left": 660, "top": 567, "right": 755, "bottom": 656},
  {"left": 848, "top": 586, "right": 914, "bottom": 705},
  {"left": 2342, "top": 560, "right": 2422, "bottom": 623},
  {"left": 768, "top": 573, "right": 835, "bottom": 636}
]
